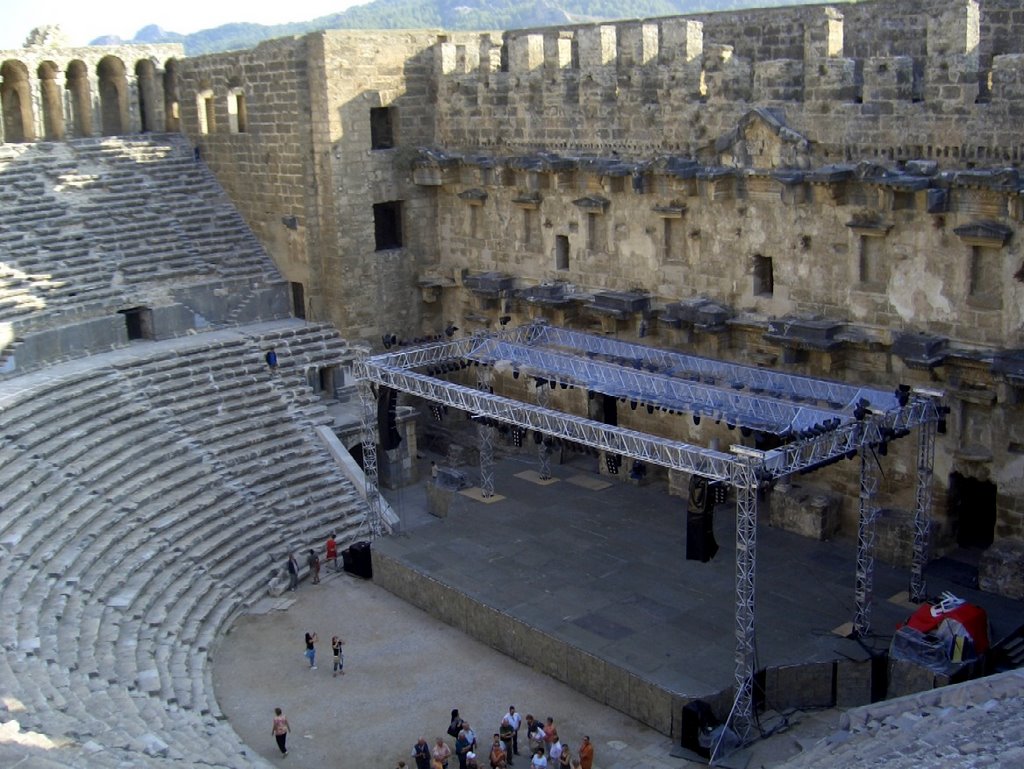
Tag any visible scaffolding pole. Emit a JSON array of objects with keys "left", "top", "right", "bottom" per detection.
[
  {"left": 358, "top": 377, "right": 384, "bottom": 539},
  {"left": 536, "top": 381, "right": 553, "bottom": 480},
  {"left": 726, "top": 457, "right": 760, "bottom": 745},
  {"left": 853, "top": 445, "right": 880, "bottom": 637},
  {"left": 477, "top": 365, "right": 496, "bottom": 497},
  {"left": 909, "top": 417, "right": 937, "bottom": 603}
]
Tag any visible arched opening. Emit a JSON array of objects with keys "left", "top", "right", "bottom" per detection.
[
  {"left": 135, "top": 59, "right": 158, "bottom": 132},
  {"left": 97, "top": 55, "right": 129, "bottom": 135},
  {"left": 196, "top": 87, "right": 215, "bottom": 134},
  {"left": 66, "top": 60, "right": 92, "bottom": 137},
  {"left": 227, "top": 86, "right": 247, "bottom": 133},
  {"left": 1, "top": 59, "right": 37, "bottom": 142},
  {"left": 38, "top": 61, "right": 64, "bottom": 140},
  {"left": 163, "top": 58, "right": 179, "bottom": 131}
]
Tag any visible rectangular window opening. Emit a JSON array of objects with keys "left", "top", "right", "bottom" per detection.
[
  {"left": 374, "top": 201, "right": 404, "bottom": 250},
  {"left": 555, "top": 235, "right": 570, "bottom": 270},
  {"left": 370, "top": 106, "right": 395, "bottom": 150},
  {"left": 753, "top": 255, "right": 774, "bottom": 297}
]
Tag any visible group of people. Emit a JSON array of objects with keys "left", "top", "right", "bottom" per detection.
[
  {"left": 302, "top": 631, "right": 345, "bottom": 676},
  {"left": 286, "top": 533, "right": 339, "bottom": 591},
  {"left": 402, "top": 708, "right": 595, "bottom": 769}
]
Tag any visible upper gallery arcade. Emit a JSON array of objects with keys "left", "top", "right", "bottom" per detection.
[{"left": 0, "top": 26, "right": 182, "bottom": 143}]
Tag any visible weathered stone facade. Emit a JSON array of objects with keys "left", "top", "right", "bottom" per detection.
[{"left": 5, "top": 1, "right": 1024, "bottom": 594}]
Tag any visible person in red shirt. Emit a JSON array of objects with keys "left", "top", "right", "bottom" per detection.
[{"left": 326, "top": 532, "right": 338, "bottom": 572}]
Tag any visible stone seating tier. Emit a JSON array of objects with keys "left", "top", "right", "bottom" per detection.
[
  {"left": 0, "top": 135, "right": 281, "bottom": 334},
  {"left": 0, "top": 322, "right": 364, "bottom": 767}
]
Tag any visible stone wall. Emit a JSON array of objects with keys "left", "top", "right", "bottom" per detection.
[
  {"left": 61, "top": 0, "right": 1024, "bottom": 577},
  {"left": 175, "top": 37, "right": 315, "bottom": 311},
  {"left": 433, "top": 1, "right": 1024, "bottom": 166},
  {"left": 0, "top": 41, "right": 183, "bottom": 142}
]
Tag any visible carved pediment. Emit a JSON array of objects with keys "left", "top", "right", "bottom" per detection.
[
  {"left": 953, "top": 221, "right": 1012, "bottom": 247},
  {"left": 713, "top": 108, "right": 810, "bottom": 171}
]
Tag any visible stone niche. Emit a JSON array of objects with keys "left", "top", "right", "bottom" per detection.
[{"left": 769, "top": 482, "right": 841, "bottom": 540}]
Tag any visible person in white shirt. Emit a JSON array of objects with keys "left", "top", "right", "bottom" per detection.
[
  {"left": 506, "top": 707, "right": 522, "bottom": 756},
  {"left": 549, "top": 739, "right": 563, "bottom": 763},
  {"left": 530, "top": 747, "right": 547, "bottom": 769}
]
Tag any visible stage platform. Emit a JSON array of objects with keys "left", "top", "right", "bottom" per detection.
[{"left": 373, "top": 451, "right": 1023, "bottom": 737}]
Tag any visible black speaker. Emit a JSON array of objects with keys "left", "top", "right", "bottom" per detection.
[
  {"left": 343, "top": 541, "right": 372, "bottom": 579},
  {"left": 377, "top": 386, "right": 402, "bottom": 451},
  {"left": 602, "top": 394, "right": 618, "bottom": 426},
  {"left": 686, "top": 475, "right": 719, "bottom": 562},
  {"left": 680, "top": 700, "right": 717, "bottom": 758}
]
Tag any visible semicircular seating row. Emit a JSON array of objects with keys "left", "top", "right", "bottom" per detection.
[
  {"left": 0, "top": 135, "right": 279, "bottom": 335},
  {"left": 0, "top": 322, "right": 369, "bottom": 767}
]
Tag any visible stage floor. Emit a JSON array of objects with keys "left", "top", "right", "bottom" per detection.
[{"left": 376, "top": 450, "right": 1022, "bottom": 703}]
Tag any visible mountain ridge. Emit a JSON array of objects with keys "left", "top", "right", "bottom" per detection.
[{"left": 88, "top": 0, "right": 838, "bottom": 55}]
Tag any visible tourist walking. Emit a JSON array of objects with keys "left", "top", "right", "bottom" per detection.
[
  {"left": 499, "top": 716, "right": 515, "bottom": 765},
  {"left": 456, "top": 729, "right": 472, "bottom": 769},
  {"left": 271, "top": 707, "right": 290, "bottom": 756},
  {"left": 530, "top": 747, "right": 547, "bottom": 769},
  {"left": 577, "top": 737, "right": 593, "bottom": 769},
  {"left": 448, "top": 709, "right": 465, "bottom": 740},
  {"left": 506, "top": 706, "right": 522, "bottom": 755},
  {"left": 326, "top": 532, "right": 338, "bottom": 572},
  {"left": 489, "top": 733, "right": 508, "bottom": 769},
  {"left": 548, "top": 737, "right": 563, "bottom": 764},
  {"left": 308, "top": 548, "right": 321, "bottom": 584},
  {"left": 413, "top": 737, "right": 431, "bottom": 769},
  {"left": 557, "top": 745, "right": 571, "bottom": 769},
  {"left": 433, "top": 737, "right": 452, "bottom": 769},
  {"left": 287, "top": 552, "right": 299, "bottom": 591},
  {"left": 331, "top": 635, "right": 345, "bottom": 676},
  {"left": 304, "top": 630, "right": 318, "bottom": 669}
]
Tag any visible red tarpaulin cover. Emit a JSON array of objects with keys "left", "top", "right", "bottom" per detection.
[{"left": 905, "top": 601, "right": 990, "bottom": 654}]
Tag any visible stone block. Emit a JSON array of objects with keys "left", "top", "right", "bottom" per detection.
[
  {"left": 835, "top": 657, "right": 874, "bottom": 708},
  {"left": 978, "top": 537, "right": 1024, "bottom": 599},
  {"left": 764, "top": 661, "right": 835, "bottom": 710},
  {"left": 768, "top": 483, "right": 841, "bottom": 541},
  {"left": 886, "top": 658, "right": 935, "bottom": 699}
]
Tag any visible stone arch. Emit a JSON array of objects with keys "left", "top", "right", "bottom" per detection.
[
  {"left": 226, "top": 76, "right": 247, "bottom": 133},
  {"left": 163, "top": 58, "right": 179, "bottom": 131},
  {"left": 66, "top": 59, "right": 93, "bottom": 137},
  {"left": 196, "top": 84, "right": 215, "bottom": 135},
  {"left": 1, "top": 59, "right": 36, "bottom": 143},
  {"left": 37, "top": 60, "right": 64, "bottom": 140},
  {"left": 96, "top": 55, "right": 129, "bottom": 135},
  {"left": 135, "top": 59, "right": 158, "bottom": 132}
]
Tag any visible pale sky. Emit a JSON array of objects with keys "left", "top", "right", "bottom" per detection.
[{"left": 1, "top": 0, "right": 367, "bottom": 51}]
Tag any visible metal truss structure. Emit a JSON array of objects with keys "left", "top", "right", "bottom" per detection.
[
  {"left": 853, "top": 445, "right": 881, "bottom": 638},
  {"left": 535, "top": 379, "right": 553, "bottom": 480},
  {"left": 910, "top": 419, "right": 938, "bottom": 602},
  {"left": 354, "top": 322, "right": 942, "bottom": 741},
  {"left": 477, "top": 365, "right": 496, "bottom": 497},
  {"left": 358, "top": 380, "right": 384, "bottom": 539}
]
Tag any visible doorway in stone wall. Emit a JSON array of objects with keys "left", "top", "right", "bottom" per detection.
[
  {"left": 119, "top": 307, "right": 154, "bottom": 340},
  {"left": 948, "top": 472, "right": 997, "bottom": 549}
]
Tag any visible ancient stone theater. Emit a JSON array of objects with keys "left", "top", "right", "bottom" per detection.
[{"left": 1, "top": 0, "right": 1024, "bottom": 765}]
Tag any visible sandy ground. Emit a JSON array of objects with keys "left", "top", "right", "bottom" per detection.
[{"left": 211, "top": 567, "right": 840, "bottom": 769}]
